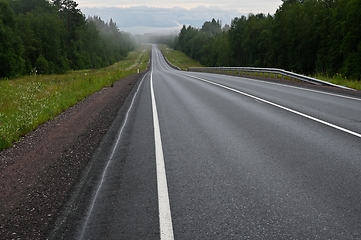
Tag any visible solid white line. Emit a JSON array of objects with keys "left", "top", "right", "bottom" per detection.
[
  {"left": 79, "top": 74, "right": 147, "bottom": 240},
  {"left": 150, "top": 67, "right": 174, "bottom": 239},
  {"left": 183, "top": 73, "right": 361, "bottom": 139},
  {"left": 233, "top": 75, "right": 361, "bottom": 101},
  {"left": 199, "top": 72, "right": 361, "bottom": 101}
]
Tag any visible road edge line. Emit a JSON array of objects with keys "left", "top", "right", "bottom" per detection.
[
  {"left": 183, "top": 73, "right": 361, "bottom": 139},
  {"left": 150, "top": 63, "right": 175, "bottom": 240}
]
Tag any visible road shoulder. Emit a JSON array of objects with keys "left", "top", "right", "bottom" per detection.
[{"left": 0, "top": 72, "right": 146, "bottom": 239}]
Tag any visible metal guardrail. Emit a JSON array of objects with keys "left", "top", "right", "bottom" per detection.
[
  {"left": 188, "top": 67, "right": 354, "bottom": 91},
  {"left": 161, "top": 53, "right": 181, "bottom": 70}
]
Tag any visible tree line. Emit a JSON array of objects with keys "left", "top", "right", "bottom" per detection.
[
  {"left": 170, "top": 0, "right": 361, "bottom": 80},
  {"left": 0, "top": 0, "right": 136, "bottom": 78}
]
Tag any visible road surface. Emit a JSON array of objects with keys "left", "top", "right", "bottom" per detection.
[{"left": 60, "top": 45, "right": 361, "bottom": 239}]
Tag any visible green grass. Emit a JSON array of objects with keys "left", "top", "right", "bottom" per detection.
[
  {"left": 0, "top": 45, "right": 150, "bottom": 150},
  {"left": 157, "top": 44, "right": 203, "bottom": 70},
  {"left": 313, "top": 73, "right": 361, "bottom": 91}
]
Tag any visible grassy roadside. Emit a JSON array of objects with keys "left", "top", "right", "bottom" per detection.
[
  {"left": 0, "top": 45, "right": 151, "bottom": 150},
  {"left": 312, "top": 73, "right": 361, "bottom": 91},
  {"left": 157, "top": 44, "right": 203, "bottom": 70}
]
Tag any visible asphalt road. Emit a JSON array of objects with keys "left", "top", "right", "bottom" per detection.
[{"left": 72, "top": 45, "right": 361, "bottom": 239}]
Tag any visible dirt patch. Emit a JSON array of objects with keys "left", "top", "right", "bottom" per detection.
[{"left": 0, "top": 72, "right": 145, "bottom": 239}]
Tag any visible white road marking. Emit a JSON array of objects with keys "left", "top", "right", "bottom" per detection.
[
  {"left": 150, "top": 65, "right": 175, "bottom": 240},
  {"left": 241, "top": 76, "right": 361, "bottom": 101},
  {"left": 79, "top": 74, "right": 147, "bottom": 240},
  {"left": 210, "top": 73, "right": 361, "bottom": 101},
  {"left": 183, "top": 73, "right": 361, "bottom": 139}
]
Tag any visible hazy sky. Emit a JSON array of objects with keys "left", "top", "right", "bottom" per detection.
[
  {"left": 76, "top": 0, "right": 283, "bottom": 34},
  {"left": 76, "top": 0, "right": 282, "bottom": 13}
]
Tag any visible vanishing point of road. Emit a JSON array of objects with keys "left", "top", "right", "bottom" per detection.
[{"left": 54, "top": 45, "right": 361, "bottom": 239}]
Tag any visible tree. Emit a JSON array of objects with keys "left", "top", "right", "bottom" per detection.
[
  {"left": 228, "top": 16, "right": 248, "bottom": 66},
  {"left": 0, "top": 0, "right": 136, "bottom": 78},
  {"left": 171, "top": 0, "right": 360, "bottom": 79},
  {"left": 339, "top": 0, "right": 361, "bottom": 79},
  {"left": 0, "top": 0, "right": 24, "bottom": 77},
  {"left": 201, "top": 18, "right": 221, "bottom": 36}
]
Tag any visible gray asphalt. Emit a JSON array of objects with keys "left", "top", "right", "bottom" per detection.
[{"left": 77, "top": 45, "right": 361, "bottom": 239}]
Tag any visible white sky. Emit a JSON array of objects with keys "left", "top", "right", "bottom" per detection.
[
  {"left": 76, "top": 0, "right": 283, "bottom": 34},
  {"left": 76, "top": 0, "right": 283, "bottom": 14}
]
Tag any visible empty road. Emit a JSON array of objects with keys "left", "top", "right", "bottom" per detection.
[{"left": 60, "top": 45, "right": 361, "bottom": 239}]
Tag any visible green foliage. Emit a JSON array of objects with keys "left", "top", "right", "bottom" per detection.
[
  {"left": 314, "top": 73, "right": 361, "bottom": 91},
  {"left": 173, "top": 0, "right": 361, "bottom": 81},
  {"left": 0, "top": 46, "right": 149, "bottom": 150},
  {"left": 175, "top": 20, "right": 231, "bottom": 67},
  {"left": 201, "top": 18, "right": 222, "bottom": 36},
  {"left": 35, "top": 55, "right": 49, "bottom": 74},
  {"left": 0, "top": 0, "right": 24, "bottom": 77},
  {"left": 0, "top": 0, "right": 137, "bottom": 78}
]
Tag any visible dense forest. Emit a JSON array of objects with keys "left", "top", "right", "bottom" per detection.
[
  {"left": 169, "top": 0, "right": 361, "bottom": 80},
  {"left": 0, "top": 0, "right": 136, "bottom": 78}
]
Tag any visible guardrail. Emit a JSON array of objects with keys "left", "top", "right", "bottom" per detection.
[
  {"left": 188, "top": 67, "right": 354, "bottom": 91},
  {"left": 161, "top": 52, "right": 181, "bottom": 70}
]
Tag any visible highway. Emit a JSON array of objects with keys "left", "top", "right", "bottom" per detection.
[{"left": 72, "top": 45, "right": 361, "bottom": 239}]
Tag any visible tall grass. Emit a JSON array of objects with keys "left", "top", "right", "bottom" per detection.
[
  {"left": 157, "top": 44, "right": 203, "bottom": 70},
  {"left": 0, "top": 45, "right": 150, "bottom": 150},
  {"left": 313, "top": 73, "right": 361, "bottom": 91}
]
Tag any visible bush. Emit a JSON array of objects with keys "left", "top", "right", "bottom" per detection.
[{"left": 35, "top": 55, "right": 49, "bottom": 74}]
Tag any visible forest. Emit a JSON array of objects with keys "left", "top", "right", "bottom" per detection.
[
  {"left": 0, "top": 0, "right": 136, "bottom": 78},
  {"left": 2, "top": 0, "right": 360, "bottom": 80},
  {"left": 168, "top": 0, "right": 361, "bottom": 80}
]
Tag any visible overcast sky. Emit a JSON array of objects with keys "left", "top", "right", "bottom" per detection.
[{"left": 76, "top": 0, "right": 283, "bottom": 34}]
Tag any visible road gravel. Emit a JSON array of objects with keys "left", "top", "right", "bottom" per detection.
[{"left": 0, "top": 72, "right": 145, "bottom": 239}]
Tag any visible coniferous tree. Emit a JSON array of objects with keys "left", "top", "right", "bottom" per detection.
[
  {"left": 0, "top": 0, "right": 136, "bottom": 78},
  {"left": 173, "top": 0, "right": 360, "bottom": 79}
]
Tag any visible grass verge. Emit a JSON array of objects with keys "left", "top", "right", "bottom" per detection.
[
  {"left": 313, "top": 73, "right": 361, "bottom": 91},
  {"left": 157, "top": 44, "right": 203, "bottom": 70},
  {"left": 0, "top": 45, "right": 150, "bottom": 150}
]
